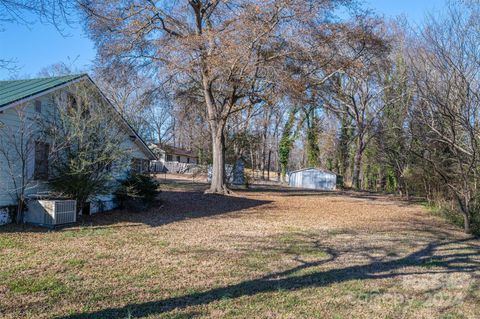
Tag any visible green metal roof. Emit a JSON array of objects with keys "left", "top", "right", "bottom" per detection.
[
  {"left": 0, "top": 73, "right": 157, "bottom": 159},
  {"left": 0, "top": 74, "right": 86, "bottom": 108}
]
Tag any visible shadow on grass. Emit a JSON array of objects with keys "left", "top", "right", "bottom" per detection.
[
  {"left": 56, "top": 236, "right": 480, "bottom": 319},
  {"left": 0, "top": 188, "right": 272, "bottom": 233},
  {"left": 1, "top": 178, "right": 420, "bottom": 234},
  {"left": 247, "top": 183, "right": 425, "bottom": 204},
  {"left": 80, "top": 189, "right": 272, "bottom": 229}
]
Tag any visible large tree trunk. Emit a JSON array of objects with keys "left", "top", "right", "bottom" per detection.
[
  {"left": 352, "top": 136, "right": 364, "bottom": 190},
  {"left": 261, "top": 113, "right": 269, "bottom": 180},
  {"left": 261, "top": 153, "right": 266, "bottom": 180},
  {"left": 15, "top": 196, "right": 25, "bottom": 224},
  {"left": 201, "top": 65, "right": 229, "bottom": 194},
  {"left": 457, "top": 195, "right": 472, "bottom": 234},
  {"left": 267, "top": 149, "right": 272, "bottom": 181},
  {"left": 463, "top": 213, "right": 472, "bottom": 234},
  {"left": 207, "top": 124, "right": 228, "bottom": 194}
]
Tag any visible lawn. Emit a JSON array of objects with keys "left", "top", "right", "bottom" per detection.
[{"left": 0, "top": 177, "right": 479, "bottom": 318}]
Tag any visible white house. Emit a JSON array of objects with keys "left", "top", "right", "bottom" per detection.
[
  {"left": 150, "top": 143, "right": 199, "bottom": 173},
  {"left": 0, "top": 74, "right": 156, "bottom": 225},
  {"left": 151, "top": 144, "right": 198, "bottom": 164}
]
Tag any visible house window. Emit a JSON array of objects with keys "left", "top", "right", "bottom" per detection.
[
  {"left": 34, "top": 100, "right": 42, "bottom": 113},
  {"left": 143, "top": 159, "right": 150, "bottom": 173},
  {"left": 131, "top": 158, "right": 150, "bottom": 174},
  {"left": 68, "top": 94, "right": 78, "bottom": 111},
  {"left": 34, "top": 141, "right": 49, "bottom": 180},
  {"left": 67, "top": 94, "right": 90, "bottom": 118},
  {"left": 176, "top": 155, "right": 181, "bottom": 162},
  {"left": 131, "top": 158, "right": 142, "bottom": 174},
  {"left": 166, "top": 154, "right": 173, "bottom": 162}
]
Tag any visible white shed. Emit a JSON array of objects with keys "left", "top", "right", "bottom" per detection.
[{"left": 288, "top": 168, "right": 337, "bottom": 190}]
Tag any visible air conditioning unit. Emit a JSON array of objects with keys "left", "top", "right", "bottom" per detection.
[{"left": 25, "top": 200, "right": 77, "bottom": 227}]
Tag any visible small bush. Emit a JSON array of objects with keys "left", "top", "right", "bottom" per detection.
[
  {"left": 116, "top": 174, "right": 160, "bottom": 211},
  {"left": 424, "top": 201, "right": 480, "bottom": 235}
]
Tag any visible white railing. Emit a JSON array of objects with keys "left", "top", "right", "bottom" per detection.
[
  {"left": 151, "top": 160, "right": 202, "bottom": 174},
  {"left": 150, "top": 160, "right": 165, "bottom": 173}
]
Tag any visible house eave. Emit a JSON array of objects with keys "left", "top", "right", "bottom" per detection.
[
  {"left": 0, "top": 76, "right": 87, "bottom": 112},
  {"left": 0, "top": 74, "right": 157, "bottom": 161}
]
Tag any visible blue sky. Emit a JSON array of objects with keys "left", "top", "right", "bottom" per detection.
[
  {"left": 0, "top": 1, "right": 445, "bottom": 80},
  {"left": 365, "top": 0, "right": 442, "bottom": 24}
]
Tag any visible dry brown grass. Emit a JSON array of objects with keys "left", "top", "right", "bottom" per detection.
[{"left": 0, "top": 177, "right": 479, "bottom": 318}]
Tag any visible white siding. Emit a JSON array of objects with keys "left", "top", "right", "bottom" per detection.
[
  {"left": 289, "top": 169, "right": 337, "bottom": 191},
  {"left": 0, "top": 96, "right": 51, "bottom": 207},
  {"left": 166, "top": 154, "right": 197, "bottom": 164}
]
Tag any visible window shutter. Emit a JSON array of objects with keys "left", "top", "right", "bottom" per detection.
[
  {"left": 143, "top": 159, "right": 150, "bottom": 173},
  {"left": 26, "top": 141, "right": 35, "bottom": 179},
  {"left": 34, "top": 142, "right": 49, "bottom": 180},
  {"left": 131, "top": 158, "right": 141, "bottom": 174},
  {"left": 34, "top": 100, "right": 42, "bottom": 113}
]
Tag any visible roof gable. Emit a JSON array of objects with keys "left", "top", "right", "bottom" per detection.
[
  {"left": 0, "top": 74, "right": 86, "bottom": 109},
  {"left": 0, "top": 74, "right": 156, "bottom": 160}
]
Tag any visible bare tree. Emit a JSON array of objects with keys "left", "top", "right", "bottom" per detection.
[
  {"left": 93, "top": 64, "right": 173, "bottom": 142},
  {"left": 79, "top": 0, "right": 355, "bottom": 194},
  {"left": 0, "top": 106, "right": 40, "bottom": 223},
  {"left": 408, "top": 3, "right": 480, "bottom": 233},
  {"left": 0, "top": 0, "right": 73, "bottom": 28},
  {"left": 323, "top": 66, "right": 399, "bottom": 189}
]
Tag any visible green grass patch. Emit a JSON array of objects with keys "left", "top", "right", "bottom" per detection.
[
  {"left": 285, "top": 244, "right": 328, "bottom": 258},
  {"left": 243, "top": 251, "right": 276, "bottom": 272},
  {"left": 0, "top": 269, "right": 15, "bottom": 282},
  {"left": 86, "top": 288, "right": 112, "bottom": 305},
  {"left": 8, "top": 275, "right": 68, "bottom": 296},
  {"left": 420, "top": 258, "right": 445, "bottom": 269},
  {"left": 386, "top": 250, "right": 399, "bottom": 257},
  {"left": 0, "top": 237, "right": 17, "bottom": 249},
  {"left": 64, "top": 258, "right": 86, "bottom": 268},
  {"left": 278, "top": 232, "right": 328, "bottom": 258},
  {"left": 126, "top": 233, "right": 169, "bottom": 248},
  {"left": 342, "top": 280, "right": 367, "bottom": 294},
  {"left": 153, "top": 311, "right": 204, "bottom": 319},
  {"left": 440, "top": 312, "right": 467, "bottom": 319},
  {"left": 94, "top": 252, "right": 114, "bottom": 260},
  {"left": 60, "top": 226, "right": 113, "bottom": 238}
]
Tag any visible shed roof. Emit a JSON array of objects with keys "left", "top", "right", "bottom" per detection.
[
  {"left": 155, "top": 144, "right": 198, "bottom": 158},
  {"left": 289, "top": 167, "right": 337, "bottom": 175},
  {"left": 0, "top": 74, "right": 85, "bottom": 109}
]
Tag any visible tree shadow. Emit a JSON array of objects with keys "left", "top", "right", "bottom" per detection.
[
  {"left": 247, "top": 183, "right": 422, "bottom": 204},
  {"left": 56, "top": 236, "right": 480, "bottom": 319},
  {"left": 0, "top": 179, "right": 420, "bottom": 234},
  {"left": 83, "top": 189, "right": 272, "bottom": 228},
  {"left": 0, "top": 188, "right": 272, "bottom": 233}
]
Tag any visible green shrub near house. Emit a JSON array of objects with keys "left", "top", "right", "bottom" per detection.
[{"left": 115, "top": 174, "right": 160, "bottom": 211}]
